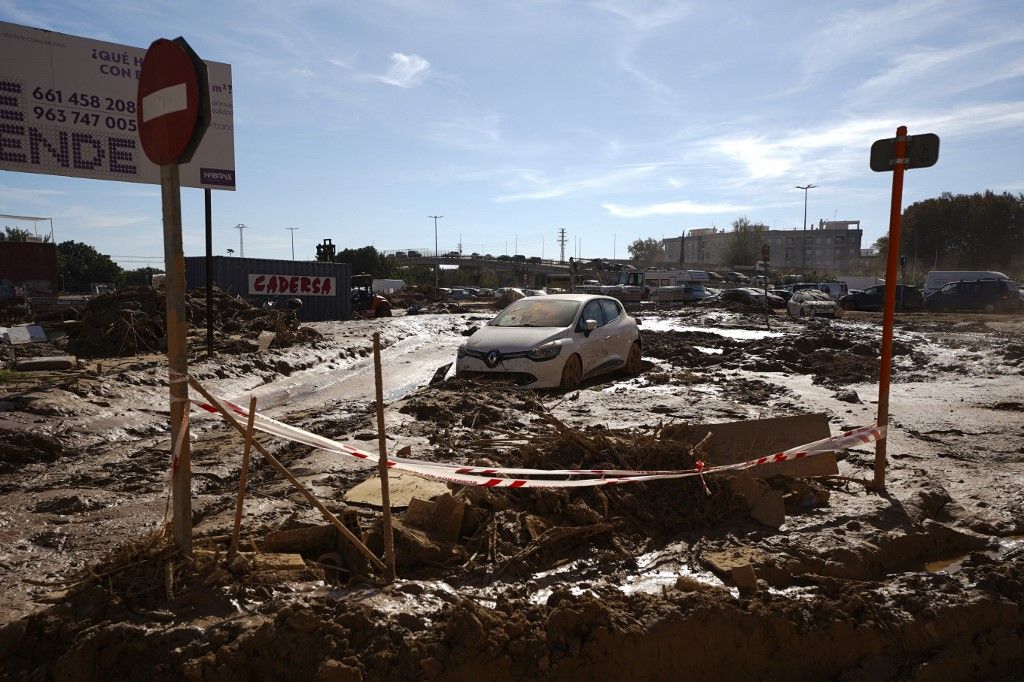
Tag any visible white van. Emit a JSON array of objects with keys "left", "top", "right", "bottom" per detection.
[{"left": 923, "top": 271, "right": 1007, "bottom": 295}]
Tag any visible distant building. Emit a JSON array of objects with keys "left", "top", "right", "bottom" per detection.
[{"left": 662, "top": 220, "right": 863, "bottom": 272}]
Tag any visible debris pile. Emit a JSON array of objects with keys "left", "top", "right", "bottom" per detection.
[
  {"left": 642, "top": 327, "right": 926, "bottom": 387},
  {"left": 67, "top": 286, "right": 320, "bottom": 357}
]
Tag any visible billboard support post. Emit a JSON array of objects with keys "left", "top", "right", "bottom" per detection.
[{"left": 205, "top": 189, "right": 214, "bottom": 356}]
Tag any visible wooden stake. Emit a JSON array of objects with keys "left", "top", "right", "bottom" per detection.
[
  {"left": 229, "top": 395, "right": 258, "bottom": 559},
  {"left": 188, "top": 377, "right": 386, "bottom": 573},
  {"left": 373, "top": 332, "right": 397, "bottom": 582}
]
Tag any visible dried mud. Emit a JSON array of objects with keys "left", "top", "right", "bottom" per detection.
[{"left": 2, "top": 308, "right": 1023, "bottom": 679}]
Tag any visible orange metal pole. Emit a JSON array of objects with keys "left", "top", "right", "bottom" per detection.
[{"left": 873, "top": 125, "right": 908, "bottom": 491}]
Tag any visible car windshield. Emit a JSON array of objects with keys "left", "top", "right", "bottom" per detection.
[{"left": 490, "top": 299, "right": 580, "bottom": 327}]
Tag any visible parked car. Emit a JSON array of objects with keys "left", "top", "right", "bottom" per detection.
[
  {"left": 494, "top": 287, "right": 526, "bottom": 300},
  {"left": 724, "top": 272, "right": 749, "bottom": 283},
  {"left": 444, "top": 251, "right": 461, "bottom": 258},
  {"left": 456, "top": 294, "right": 642, "bottom": 389},
  {"left": 650, "top": 283, "right": 710, "bottom": 302},
  {"left": 924, "top": 278, "right": 1021, "bottom": 313},
  {"left": 788, "top": 289, "right": 840, "bottom": 318},
  {"left": 524, "top": 289, "right": 547, "bottom": 296},
  {"left": 720, "top": 288, "right": 785, "bottom": 308},
  {"left": 448, "top": 288, "right": 476, "bottom": 300},
  {"left": 408, "top": 250, "right": 422, "bottom": 257},
  {"left": 768, "top": 289, "right": 793, "bottom": 302},
  {"left": 527, "top": 256, "right": 543, "bottom": 264},
  {"left": 393, "top": 251, "right": 408, "bottom": 258},
  {"left": 923, "top": 270, "right": 1008, "bottom": 296},
  {"left": 470, "top": 252, "right": 482, "bottom": 259},
  {"left": 476, "top": 288, "right": 495, "bottom": 297},
  {"left": 839, "top": 284, "right": 924, "bottom": 311}
]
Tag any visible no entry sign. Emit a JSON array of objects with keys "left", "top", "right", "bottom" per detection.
[{"left": 136, "top": 38, "right": 210, "bottom": 166}]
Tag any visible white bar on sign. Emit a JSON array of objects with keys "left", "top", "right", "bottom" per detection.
[{"left": 142, "top": 83, "right": 188, "bottom": 122}]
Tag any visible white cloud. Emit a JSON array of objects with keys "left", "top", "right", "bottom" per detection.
[
  {"left": 593, "top": 0, "right": 692, "bottom": 31},
  {"left": 602, "top": 199, "right": 746, "bottom": 218},
  {"left": 371, "top": 52, "right": 432, "bottom": 88},
  {"left": 493, "top": 164, "right": 665, "bottom": 202}
]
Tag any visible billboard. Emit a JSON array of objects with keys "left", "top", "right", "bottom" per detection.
[{"left": 0, "top": 21, "right": 234, "bottom": 190}]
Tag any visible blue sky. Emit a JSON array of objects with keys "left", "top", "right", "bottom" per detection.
[{"left": 2, "top": 0, "right": 1023, "bottom": 267}]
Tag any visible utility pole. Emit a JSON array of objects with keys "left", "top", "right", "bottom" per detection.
[
  {"left": 557, "top": 228, "right": 567, "bottom": 264},
  {"left": 286, "top": 227, "right": 298, "bottom": 260},
  {"left": 234, "top": 223, "right": 248, "bottom": 258},
  {"left": 796, "top": 184, "right": 816, "bottom": 279},
  {"left": 428, "top": 215, "right": 442, "bottom": 288},
  {"left": 613, "top": 234, "right": 616, "bottom": 261},
  {"left": 458, "top": 233, "right": 462, "bottom": 256}
]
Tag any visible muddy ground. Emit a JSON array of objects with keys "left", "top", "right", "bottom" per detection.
[{"left": 1, "top": 306, "right": 1023, "bottom": 679}]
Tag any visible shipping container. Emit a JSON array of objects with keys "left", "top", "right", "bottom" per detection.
[
  {"left": 184, "top": 256, "right": 351, "bottom": 321},
  {"left": 0, "top": 242, "right": 58, "bottom": 301}
]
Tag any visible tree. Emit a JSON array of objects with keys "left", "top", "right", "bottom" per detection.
[
  {"left": 0, "top": 226, "right": 52, "bottom": 242},
  {"left": 321, "top": 245, "right": 393, "bottom": 278},
  {"left": 479, "top": 269, "right": 499, "bottom": 288},
  {"left": 119, "top": 266, "right": 164, "bottom": 287},
  {"left": 627, "top": 238, "right": 664, "bottom": 264},
  {"left": 898, "top": 191, "right": 1024, "bottom": 275},
  {"left": 722, "top": 216, "right": 767, "bottom": 266},
  {"left": 57, "top": 241, "right": 122, "bottom": 293}
]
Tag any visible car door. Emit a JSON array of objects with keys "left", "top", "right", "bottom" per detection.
[
  {"left": 598, "top": 298, "right": 630, "bottom": 368},
  {"left": 574, "top": 300, "right": 607, "bottom": 375}
]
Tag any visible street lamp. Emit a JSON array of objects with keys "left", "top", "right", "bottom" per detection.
[
  {"left": 286, "top": 227, "right": 298, "bottom": 260},
  {"left": 234, "top": 223, "right": 248, "bottom": 258},
  {"left": 795, "top": 184, "right": 817, "bottom": 278},
  {"left": 428, "top": 215, "right": 443, "bottom": 287}
]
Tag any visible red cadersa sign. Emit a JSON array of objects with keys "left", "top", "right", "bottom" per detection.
[{"left": 248, "top": 274, "right": 335, "bottom": 296}]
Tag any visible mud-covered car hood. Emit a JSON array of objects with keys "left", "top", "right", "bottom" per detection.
[{"left": 465, "top": 325, "right": 566, "bottom": 352}]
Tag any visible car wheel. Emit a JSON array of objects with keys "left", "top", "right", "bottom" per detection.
[
  {"left": 799, "top": 307, "right": 806, "bottom": 317},
  {"left": 624, "top": 342, "right": 642, "bottom": 376},
  {"left": 840, "top": 300, "right": 853, "bottom": 310},
  {"left": 559, "top": 354, "right": 582, "bottom": 391}
]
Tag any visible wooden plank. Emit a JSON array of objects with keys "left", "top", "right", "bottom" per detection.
[{"left": 344, "top": 472, "right": 450, "bottom": 508}]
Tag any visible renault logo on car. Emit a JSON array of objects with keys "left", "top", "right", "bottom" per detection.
[{"left": 485, "top": 350, "right": 501, "bottom": 367}]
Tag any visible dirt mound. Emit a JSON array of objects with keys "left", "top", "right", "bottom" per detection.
[
  {"left": 5, "top": 550, "right": 1024, "bottom": 680},
  {"left": 642, "top": 327, "right": 925, "bottom": 387},
  {"left": 67, "top": 286, "right": 320, "bottom": 357},
  {"left": 0, "top": 426, "right": 63, "bottom": 472}
]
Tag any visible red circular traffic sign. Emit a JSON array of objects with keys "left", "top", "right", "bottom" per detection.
[{"left": 136, "top": 38, "right": 201, "bottom": 166}]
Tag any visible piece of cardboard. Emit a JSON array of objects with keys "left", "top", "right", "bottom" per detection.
[
  {"left": 344, "top": 472, "right": 450, "bottom": 508},
  {"left": 664, "top": 413, "right": 838, "bottom": 477}
]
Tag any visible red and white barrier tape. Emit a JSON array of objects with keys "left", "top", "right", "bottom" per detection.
[{"left": 194, "top": 394, "right": 884, "bottom": 489}]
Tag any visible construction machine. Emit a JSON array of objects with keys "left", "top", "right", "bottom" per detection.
[{"left": 350, "top": 274, "right": 392, "bottom": 318}]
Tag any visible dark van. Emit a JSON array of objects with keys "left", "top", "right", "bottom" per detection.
[{"left": 924, "top": 279, "right": 1020, "bottom": 313}]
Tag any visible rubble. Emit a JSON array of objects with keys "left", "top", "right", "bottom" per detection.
[{"left": 67, "top": 286, "right": 321, "bottom": 357}]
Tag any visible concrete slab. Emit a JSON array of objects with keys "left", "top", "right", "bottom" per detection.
[
  {"left": 14, "top": 355, "right": 77, "bottom": 371},
  {"left": 665, "top": 412, "right": 838, "bottom": 477},
  {"left": 344, "top": 472, "right": 450, "bottom": 508}
]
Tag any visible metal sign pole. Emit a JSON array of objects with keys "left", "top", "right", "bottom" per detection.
[
  {"left": 205, "top": 188, "right": 214, "bottom": 356},
  {"left": 162, "top": 162, "right": 192, "bottom": 552},
  {"left": 872, "top": 125, "right": 908, "bottom": 491}
]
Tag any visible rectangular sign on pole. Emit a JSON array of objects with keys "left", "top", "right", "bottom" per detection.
[{"left": 0, "top": 21, "right": 234, "bottom": 190}]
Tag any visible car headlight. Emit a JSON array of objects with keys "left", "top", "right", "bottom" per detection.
[
  {"left": 457, "top": 344, "right": 468, "bottom": 358},
  {"left": 528, "top": 340, "right": 562, "bottom": 361}
]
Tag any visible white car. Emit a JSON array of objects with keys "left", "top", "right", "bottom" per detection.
[
  {"left": 788, "top": 289, "right": 840, "bottom": 318},
  {"left": 456, "top": 294, "right": 642, "bottom": 389}
]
